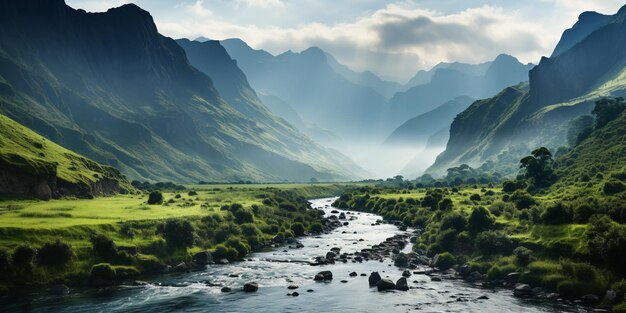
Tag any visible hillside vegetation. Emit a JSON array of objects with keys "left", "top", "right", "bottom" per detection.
[{"left": 0, "top": 113, "right": 132, "bottom": 199}]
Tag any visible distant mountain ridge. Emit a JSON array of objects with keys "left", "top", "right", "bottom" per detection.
[
  {"left": 0, "top": 0, "right": 363, "bottom": 183},
  {"left": 427, "top": 4, "right": 626, "bottom": 176}
]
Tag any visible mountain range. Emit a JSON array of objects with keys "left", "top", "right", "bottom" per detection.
[
  {"left": 0, "top": 0, "right": 364, "bottom": 183},
  {"left": 427, "top": 4, "right": 626, "bottom": 176}
]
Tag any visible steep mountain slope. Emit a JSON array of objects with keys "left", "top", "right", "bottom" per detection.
[
  {"left": 428, "top": 4, "right": 626, "bottom": 176},
  {"left": 0, "top": 113, "right": 132, "bottom": 199},
  {"left": 0, "top": 0, "right": 361, "bottom": 183},
  {"left": 551, "top": 11, "right": 612, "bottom": 57},
  {"left": 325, "top": 53, "right": 401, "bottom": 98},
  {"left": 221, "top": 39, "right": 388, "bottom": 142},
  {"left": 383, "top": 96, "right": 474, "bottom": 147},
  {"left": 387, "top": 54, "right": 533, "bottom": 128}
]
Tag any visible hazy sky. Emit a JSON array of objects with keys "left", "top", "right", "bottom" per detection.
[{"left": 65, "top": 0, "right": 625, "bottom": 82}]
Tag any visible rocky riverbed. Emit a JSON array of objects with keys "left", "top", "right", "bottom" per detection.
[{"left": 0, "top": 198, "right": 597, "bottom": 312}]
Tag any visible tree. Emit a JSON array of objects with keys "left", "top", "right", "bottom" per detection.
[
  {"left": 592, "top": 97, "right": 626, "bottom": 129},
  {"left": 160, "top": 219, "right": 196, "bottom": 250},
  {"left": 12, "top": 246, "right": 36, "bottom": 270},
  {"left": 519, "top": 147, "right": 555, "bottom": 188},
  {"left": 37, "top": 240, "right": 73, "bottom": 266},
  {"left": 147, "top": 191, "right": 163, "bottom": 205},
  {"left": 468, "top": 207, "right": 495, "bottom": 235}
]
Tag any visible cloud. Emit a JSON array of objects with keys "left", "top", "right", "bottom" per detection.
[
  {"left": 236, "top": 0, "right": 284, "bottom": 8},
  {"left": 185, "top": 0, "right": 212, "bottom": 18}
]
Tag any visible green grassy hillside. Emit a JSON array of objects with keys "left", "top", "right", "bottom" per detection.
[{"left": 0, "top": 113, "right": 133, "bottom": 198}]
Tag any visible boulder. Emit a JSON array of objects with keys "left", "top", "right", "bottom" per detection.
[
  {"left": 221, "top": 286, "right": 231, "bottom": 292},
  {"left": 216, "top": 258, "right": 229, "bottom": 265},
  {"left": 513, "top": 284, "right": 532, "bottom": 297},
  {"left": 402, "top": 270, "right": 411, "bottom": 277},
  {"left": 396, "top": 277, "right": 409, "bottom": 291},
  {"left": 326, "top": 251, "right": 336, "bottom": 261},
  {"left": 291, "top": 292, "right": 299, "bottom": 297},
  {"left": 349, "top": 272, "right": 358, "bottom": 277},
  {"left": 368, "top": 272, "right": 382, "bottom": 285},
  {"left": 580, "top": 294, "right": 600, "bottom": 306},
  {"left": 243, "top": 282, "right": 259, "bottom": 292},
  {"left": 314, "top": 271, "right": 333, "bottom": 281},
  {"left": 376, "top": 279, "right": 396, "bottom": 291},
  {"left": 173, "top": 262, "right": 187, "bottom": 272},
  {"left": 338, "top": 213, "right": 346, "bottom": 219},
  {"left": 287, "top": 285, "right": 299, "bottom": 290},
  {"left": 192, "top": 251, "right": 214, "bottom": 265},
  {"left": 505, "top": 272, "right": 521, "bottom": 283}
]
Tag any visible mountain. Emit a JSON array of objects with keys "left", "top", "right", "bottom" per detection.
[
  {"left": 551, "top": 11, "right": 612, "bottom": 57},
  {"left": 0, "top": 113, "right": 132, "bottom": 199},
  {"left": 0, "top": 0, "right": 363, "bottom": 183},
  {"left": 387, "top": 54, "right": 533, "bottom": 129},
  {"left": 403, "top": 61, "right": 492, "bottom": 90},
  {"left": 220, "top": 39, "right": 388, "bottom": 143},
  {"left": 324, "top": 53, "right": 401, "bottom": 98},
  {"left": 428, "top": 4, "right": 626, "bottom": 176},
  {"left": 383, "top": 96, "right": 474, "bottom": 147}
]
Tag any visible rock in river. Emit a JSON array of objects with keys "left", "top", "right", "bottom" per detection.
[
  {"left": 376, "top": 279, "right": 396, "bottom": 291},
  {"left": 243, "top": 282, "right": 259, "bottom": 292},
  {"left": 314, "top": 271, "right": 333, "bottom": 281},
  {"left": 368, "top": 272, "right": 382, "bottom": 285},
  {"left": 396, "top": 277, "right": 409, "bottom": 291}
]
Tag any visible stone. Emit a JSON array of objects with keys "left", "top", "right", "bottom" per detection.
[
  {"left": 505, "top": 272, "right": 521, "bottom": 283},
  {"left": 431, "top": 276, "right": 442, "bottom": 282},
  {"left": 314, "top": 271, "right": 333, "bottom": 281},
  {"left": 402, "top": 270, "right": 411, "bottom": 277},
  {"left": 291, "top": 292, "right": 299, "bottom": 297},
  {"left": 288, "top": 285, "right": 299, "bottom": 290},
  {"left": 349, "top": 272, "right": 358, "bottom": 277},
  {"left": 396, "top": 277, "right": 409, "bottom": 291},
  {"left": 580, "top": 294, "right": 600, "bottom": 306},
  {"left": 243, "top": 282, "right": 259, "bottom": 292},
  {"left": 477, "top": 295, "right": 489, "bottom": 300},
  {"left": 216, "top": 258, "right": 229, "bottom": 265},
  {"left": 376, "top": 279, "right": 396, "bottom": 291},
  {"left": 368, "top": 272, "right": 382, "bottom": 285},
  {"left": 192, "top": 251, "right": 214, "bottom": 265},
  {"left": 221, "top": 286, "right": 231, "bottom": 292},
  {"left": 513, "top": 284, "right": 532, "bottom": 297}
]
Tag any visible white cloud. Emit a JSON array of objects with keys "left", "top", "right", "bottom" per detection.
[
  {"left": 185, "top": 0, "right": 212, "bottom": 18},
  {"left": 236, "top": 0, "right": 284, "bottom": 8}
]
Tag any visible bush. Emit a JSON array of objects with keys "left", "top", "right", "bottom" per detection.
[
  {"left": 12, "top": 246, "right": 36, "bottom": 270},
  {"left": 90, "top": 263, "right": 116, "bottom": 281},
  {"left": 556, "top": 280, "right": 589, "bottom": 299},
  {"left": 468, "top": 207, "right": 495, "bottom": 235},
  {"left": 604, "top": 179, "right": 626, "bottom": 195},
  {"left": 37, "top": 240, "right": 72, "bottom": 266},
  {"left": 233, "top": 207, "right": 254, "bottom": 224},
  {"left": 147, "top": 191, "right": 163, "bottom": 205},
  {"left": 0, "top": 250, "right": 9, "bottom": 272},
  {"left": 441, "top": 212, "right": 467, "bottom": 232},
  {"left": 573, "top": 203, "right": 595, "bottom": 223},
  {"left": 509, "top": 190, "right": 537, "bottom": 209},
  {"left": 290, "top": 222, "right": 306, "bottom": 236},
  {"left": 212, "top": 244, "right": 238, "bottom": 261},
  {"left": 188, "top": 191, "right": 198, "bottom": 196},
  {"left": 310, "top": 223, "right": 323, "bottom": 233},
  {"left": 91, "top": 234, "right": 117, "bottom": 260},
  {"left": 541, "top": 202, "right": 573, "bottom": 224},
  {"left": 160, "top": 219, "right": 196, "bottom": 250},
  {"left": 470, "top": 194, "right": 481, "bottom": 201},
  {"left": 225, "top": 237, "right": 250, "bottom": 258},
  {"left": 513, "top": 246, "right": 532, "bottom": 266},
  {"left": 114, "top": 265, "right": 140, "bottom": 279},
  {"left": 487, "top": 264, "right": 517, "bottom": 280},
  {"left": 586, "top": 215, "right": 626, "bottom": 272},
  {"left": 434, "top": 252, "right": 456, "bottom": 270},
  {"left": 561, "top": 260, "right": 597, "bottom": 282},
  {"left": 475, "top": 231, "right": 513, "bottom": 255}
]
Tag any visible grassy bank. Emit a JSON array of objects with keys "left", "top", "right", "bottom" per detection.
[
  {"left": 0, "top": 183, "right": 352, "bottom": 292},
  {"left": 334, "top": 185, "right": 626, "bottom": 312}
]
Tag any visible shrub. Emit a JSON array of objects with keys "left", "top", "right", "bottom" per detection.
[
  {"left": 0, "top": 250, "right": 10, "bottom": 272},
  {"left": 233, "top": 207, "right": 254, "bottom": 224},
  {"left": 475, "top": 231, "right": 513, "bottom": 255},
  {"left": 215, "top": 224, "right": 241, "bottom": 242},
  {"left": 513, "top": 246, "right": 532, "bottom": 266},
  {"left": 434, "top": 252, "right": 456, "bottom": 270},
  {"left": 225, "top": 237, "right": 250, "bottom": 258},
  {"left": 556, "top": 280, "right": 588, "bottom": 299},
  {"left": 12, "top": 246, "right": 36, "bottom": 270},
  {"left": 147, "top": 191, "right": 163, "bottom": 205},
  {"left": 470, "top": 194, "right": 481, "bottom": 201},
  {"left": 90, "top": 263, "right": 116, "bottom": 281},
  {"left": 160, "top": 219, "right": 196, "bottom": 250},
  {"left": 290, "top": 222, "right": 306, "bottom": 236},
  {"left": 541, "top": 202, "right": 573, "bottom": 225},
  {"left": 310, "top": 223, "right": 323, "bottom": 233},
  {"left": 561, "top": 260, "right": 597, "bottom": 282},
  {"left": 586, "top": 215, "right": 626, "bottom": 272},
  {"left": 441, "top": 212, "right": 467, "bottom": 232},
  {"left": 137, "top": 255, "right": 164, "bottom": 274},
  {"left": 487, "top": 264, "right": 517, "bottom": 281},
  {"left": 37, "top": 240, "right": 73, "bottom": 266},
  {"left": 212, "top": 244, "right": 238, "bottom": 261},
  {"left": 114, "top": 265, "right": 140, "bottom": 279},
  {"left": 573, "top": 203, "right": 595, "bottom": 223},
  {"left": 604, "top": 179, "right": 626, "bottom": 195},
  {"left": 468, "top": 207, "right": 495, "bottom": 235},
  {"left": 509, "top": 190, "right": 537, "bottom": 209},
  {"left": 502, "top": 180, "right": 519, "bottom": 193},
  {"left": 90, "top": 234, "right": 117, "bottom": 260},
  {"left": 188, "top": 191, "right": 198, "bottom": 196}
]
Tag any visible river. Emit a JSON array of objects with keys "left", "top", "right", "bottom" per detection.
[{"left": 1, "top": 197, "right": 592, "bottom": 312}]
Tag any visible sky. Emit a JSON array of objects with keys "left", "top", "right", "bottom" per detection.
[{"left": 65, "top": 0, "right": 626, "bottom": 82}]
